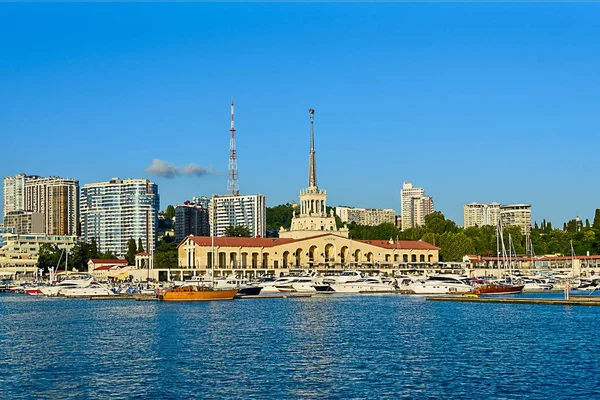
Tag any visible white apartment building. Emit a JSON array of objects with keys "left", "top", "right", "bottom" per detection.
[
  {"left": 0, "top": 233, "right": 79, "bottom": 270},
  {"left": 463, "top": 202, "right": 501, "bottom": 228},
  {"left": 209, "top": 194, "right": 266, "bottom": 238},
  {"left": 463, "top": 202, "right": 531, "bottom": 234},
  {"left": 500, "top": 204, "right": 531, "bottom": 235},
  {"left": 401, "top": 182, "right": 434, "bottom": 229},
  {"left": 3, "top": 174, "right": 28, "bottom": 216},
  {"left": 3, "top": 174, "right": 79, "bottom": 236},
  {"left": 411, "top": 195, "right": 434, "bottom": 228},
  {"left": 336, "top": 206, "right": 396, "bottom": 226},
  {"left": 81, "top": 178, "right": 160, "bottom": 257}
]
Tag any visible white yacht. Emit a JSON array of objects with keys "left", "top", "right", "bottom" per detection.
[
  {"left": 322, "top": 270, "right": 364, "bottom": 285},
  {"left": 59, "top": 281, "right": 116, "bottom": 297},
  {"left": 520, "top": 277, "right": 553, "bottom": 292},
  {"left": 258, "top": 276, "right": 298, "bottom": 293},
  {"left": 40, "top": 277, "right": 94, "bottom": 297},
  {"left": 330, "top": 276, "right": 397, "bottom": 293},
  {"left": 409, "top": 274, "right": 473, "bottom": 295},
  {"left": 276, "top": 275, "right": 325, "bottom": 293},
  {"left": 213, "top": 276, "right": 262, "bottom": 296}
]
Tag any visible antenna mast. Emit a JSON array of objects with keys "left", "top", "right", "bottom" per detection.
[
  {"left": 228, "top": 98, "right": 239, "bottom": 195},
  {"left": 308, "top": 108, "right": 317, "bottom": 188}
]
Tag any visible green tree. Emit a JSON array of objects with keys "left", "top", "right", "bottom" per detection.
[
  {"left": 125, "top": 239, "right": 137, "bottom": 264},
  {"left": 165, "top": 205, "right": 176, "bottom": 219},
  {"left": 266, "top": 203, "right": 295, "bottom": 231},
  {"left": 137, "top": 238, "right": 145, "bottom": 253},
  {"left": 594, "top": 209, "right": 600, "bottom": 229},
  {"left": 224, "top": 225, "right": 252, "bottom": 237},
  {"left": 37, "top": 243, "right": 63, "bottom": 273},
  {"left": 154, "top": 241, "right": 178, "bottom": 268},
  {"left": 89, "top": 238, "right": 99, "bottom": 259},
  {"left": 437, "top": 232, "right": 475, "bottom": 262},
  {"left": 98, "top": 250, "right": 118, "bottom": 259}
]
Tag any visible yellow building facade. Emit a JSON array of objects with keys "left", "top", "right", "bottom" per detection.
[{"left": 173, "top": 233, "right": 439, "bottom": 279}]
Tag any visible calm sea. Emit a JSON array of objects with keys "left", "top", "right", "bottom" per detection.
[{"left": 1, "top": 293, "right": 599, "bottom": 399}]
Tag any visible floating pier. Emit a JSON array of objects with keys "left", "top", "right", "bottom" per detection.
[
  {"left": 236, "top": 293, "right": 314, "bottom": 299},
  {"left": 89, "top": 294, "right": 155, "bottom": 301},
  {"left": 426, "top": 296, "right": 600, "bottom": 306}
]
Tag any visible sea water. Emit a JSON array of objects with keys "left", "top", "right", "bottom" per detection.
[{"left": 1, "top": 293, "right": 599, "bottom": 399}]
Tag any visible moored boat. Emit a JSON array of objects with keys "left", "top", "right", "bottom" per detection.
[
  {"left": 474, "top": 283, "right": 524, "bottom": 295},
  {"left": 159, "top": 285, "right": 238, "bottom": 301}
]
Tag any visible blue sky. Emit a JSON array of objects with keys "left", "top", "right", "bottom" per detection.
[{"left": 1, "top": 3, "right": 599, "bottom": 226}]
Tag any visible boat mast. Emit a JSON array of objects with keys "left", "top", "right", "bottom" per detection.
[{"left": 211, "top": 194, "right": 215, "bottom": 287}]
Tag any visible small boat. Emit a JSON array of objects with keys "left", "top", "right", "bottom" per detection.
[
  {"left": 59, "top": 281, "right": 116, "bottom": 297},
  {"left": 213, "top": 276, "right": 262, "bottom": 296},
  {"left": 330, "top": 276, "right": 397, "bottom": 293},
  {"left": 474, "top": 282, "right": 524, "bottom": 295},
  {"left": 159, "top": 285, "right": 238, "bottom": 301},
  {"left": 409, "top": 275, "right": 473, "bottom": 295}
]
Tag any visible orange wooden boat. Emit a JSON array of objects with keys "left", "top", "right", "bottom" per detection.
[{"left": 159, "top": 285, "right": 238, "bottom": 301}]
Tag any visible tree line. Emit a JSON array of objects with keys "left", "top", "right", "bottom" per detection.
[{"left": 265, "top": 204, "right": 600, "bottom": 262}]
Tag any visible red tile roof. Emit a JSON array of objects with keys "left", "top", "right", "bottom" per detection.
[
  {"left": 95, "top": 265, "right": 117, "bottom": 271},
  {"left": 187, "top": 236, "right": 296, "bottom": 248},
  {"left": 357, "top": 240, "right": 440, "bottom": 250},
  {"left": 184, "top": 235, "right": 438, "bottom": 250},
  {"left": 89, "top": 259, "right": 128, "bottom": 265}
]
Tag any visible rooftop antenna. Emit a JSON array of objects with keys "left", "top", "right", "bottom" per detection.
[
  {"left": 228, "top": 98, "right": 239, "bottom": 195},
  {"left": 308, "top": 108, "right": 317, "bottom": 188}
]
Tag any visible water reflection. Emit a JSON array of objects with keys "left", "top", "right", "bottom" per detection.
[{"left": 1, "top": 294, "right": 599, "bottom": 399}]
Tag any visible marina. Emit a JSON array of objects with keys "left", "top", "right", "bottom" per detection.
[
  {"left": 1, "top": 290, "right": 598, "bottom": 399},
  {"left": 427, "top": 294, "right": 600, "bottom": 306}
]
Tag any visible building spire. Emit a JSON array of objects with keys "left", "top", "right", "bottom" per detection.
[
  {"left": 308, "top": 108, "right": 317, "bottom": 188},
  {"left": 228, "top": 97, "right": 239, "bottom": 195}
]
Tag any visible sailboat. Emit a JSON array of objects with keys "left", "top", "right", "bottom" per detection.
[
  {"left": 475, "top": 222, "right": 524, "bottom": 295},
  {"left": 159, "top": 195, "right": 238, "bottom": 301}
]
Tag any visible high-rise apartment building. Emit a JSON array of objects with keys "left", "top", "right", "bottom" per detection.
[
  {"left": 336, "top": 206, "right": 395, "bottom": 226},
  {"left": 191, "top": 196, "right": 210, "bottom": 210},
  {"left": 209, "top": 194, "right": 266, "bottom": 238},
  {"left": 24, "top": 177, "right": 79, "bottom": 236},
  {"left": 401, "top": 182, "right": 434, "bottom": 229},
  {"left": 411, "top": 195, "right": 434, "bottom": 228},
  {"left": 4, "top": 211, "right": 45, "bottom": 234},
  {"left": 3, "top": 174, "right": 28, "bottom": 216},
  {"left": 175, "top": 202, "right": 210, "bottom": 243},
  {"left": 463, "top": 202, "right": 501, "bottom": 228},
  {"left": 500, "top": 204, "right": 531, "bottom": 235},
  {"left": 463, "top": 202, "right": 531, "bottom": 234},
  {"left": 81, "top": 178, "right": 160, "bottom": 257},
  {"left": 3, "top": 174, "right": 79, "bottom": 236}
]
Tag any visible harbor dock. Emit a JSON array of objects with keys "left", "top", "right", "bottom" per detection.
[{"left": 426, "top": 295, "right": 600, "bottom": 306}]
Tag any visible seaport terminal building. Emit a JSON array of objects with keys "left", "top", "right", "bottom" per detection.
[
  {"left": 159, "top": 109, "right": 440, "bottom": 281},
  {"left": 167, "top": 233, "right": 440, "bottom": 281}
]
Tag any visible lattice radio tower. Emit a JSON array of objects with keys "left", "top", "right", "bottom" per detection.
[{"left": 228, "top": 98, "right": 240, "bottom": 195}]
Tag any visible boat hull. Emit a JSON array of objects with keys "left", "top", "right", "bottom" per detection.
[
  {"left": 475, "top": 284, "right": 524, "bottom": 295},
  {"left": 161, "top": 286, "right": 238, "bottom": 301}
]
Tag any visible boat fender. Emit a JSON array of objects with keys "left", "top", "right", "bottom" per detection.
[{"left": 158, "top": 295, "right": 164, "bottom": 301}]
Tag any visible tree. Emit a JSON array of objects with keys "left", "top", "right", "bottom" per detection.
[
  {"left": 586, "top": 219, "right": 591, "bottom": 228},
  {"left": 224, "top": 225, "right": 252, "bottom": 237},
  {"left": 594, "top": 209, "right": 600, "bottom": 230},
  {"left": 89, "top": 238, "right": 99, "bottom": 259},
  {"left": 137, "top": 238, "right": 145, "bottom": 253},
  {"left": 37, "top": 243, "right": 63, "bottom": 273},
  {"left": 154, "top": 241, "right": 178, "bottom": 268},
  {"left": 165, "top": 205, "right": 176, "bottom": 219},
  {"left": 125, "top": 239, "right": 137, "bottom": 265},
  {"left": 266, "top": 203, "right": 295, "bottom": 231}
]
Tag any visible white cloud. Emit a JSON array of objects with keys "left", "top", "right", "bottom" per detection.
[
  {"left": 145, "top": 159, "right": 178, "bottom": 178},
  {"left": 145, "top": 159, "right": 219, "bottom": 179}
]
